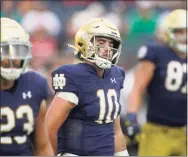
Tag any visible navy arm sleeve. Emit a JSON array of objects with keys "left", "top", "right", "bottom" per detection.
[{"left": 51, "top": 66, "right": 79, "bottom": 98}]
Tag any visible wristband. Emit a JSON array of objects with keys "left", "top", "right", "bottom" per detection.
[{"left": 115, "top": 149, "right": 129, "bottom": 156}]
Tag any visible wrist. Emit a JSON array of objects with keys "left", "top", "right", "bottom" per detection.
[
  {"left": 115, "top": 149, "right": 129, "bottom": 156},
  {"left": 127, "top": 112, "right": 137, "bottom": 123}
]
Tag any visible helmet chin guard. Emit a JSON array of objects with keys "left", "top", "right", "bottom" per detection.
[
  {"left": 1, "top": 68, "right": 22, "bottom": 80},
  {"left": 176, "top": 43, "right": 186, "bottom": 54},
  {"left": 95, "top": 57, "right": 112, "bottom": 69}
]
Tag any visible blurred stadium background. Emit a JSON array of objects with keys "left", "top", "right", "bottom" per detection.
[{"left": 1, "top": 0, "right": 186, "bottom": 155}]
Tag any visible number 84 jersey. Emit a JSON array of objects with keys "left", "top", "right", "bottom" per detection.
[
  {"left": 52, "top": 63, "right": 125, "bottom": 155},
  {"left": 138, "top": 42, "right": 187, "bottom": 126}
]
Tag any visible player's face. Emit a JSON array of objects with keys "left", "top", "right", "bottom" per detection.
[
  {"left": 95, "top": 37, "right": 114, "bottom": 60},
  {"left": 173, "top": 28, "right": 187, "bottom": 44},
  {"left": 1, "top": 59, "right": 22, "bottom": 68}
]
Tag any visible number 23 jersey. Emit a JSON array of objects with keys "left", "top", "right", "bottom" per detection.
[
  {"left": 0, "top": 71, "right": 50, "bottom": 156},
  {"left": 52, "top": 63, "right": 125, "bottom": 155},
  {"left": 138, "top": 42, "right": 187, "bottom": 126}
]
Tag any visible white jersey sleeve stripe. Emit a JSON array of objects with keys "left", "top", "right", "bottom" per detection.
[{"left": 57, "top": 92, "right": 79, "bottom": 105}]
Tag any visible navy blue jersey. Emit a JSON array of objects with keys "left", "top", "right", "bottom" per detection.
[
  {"left": 52, "top": 63, "right": 125, "bottom": 156},
  {"left": 137, "top": 42, "right": 187, "bottom": 126},
  {"left": 0, "top": 71, "right": 50, "bottom": 156}
]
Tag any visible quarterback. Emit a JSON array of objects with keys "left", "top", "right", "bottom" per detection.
[
  {"left": 125, "top": 9, "right": 187, "bottom": 156},
  {"left": 46, "top": 18, "right": 129, "bottom": 156},
  {"left": 0, "top": 18, "right": 54, "bottom": 156}
]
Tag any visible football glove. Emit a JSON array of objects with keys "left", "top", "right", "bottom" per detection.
[{"left": 124, "top": 113, "right": 141, "bottom": 141}]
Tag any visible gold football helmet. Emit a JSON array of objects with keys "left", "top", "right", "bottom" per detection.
[
  {"left": 160, "top": 9, "right": 187, "bottom": 54},
  {"left": 67, "top": 18, "right": 123, "bottom": 69},
  {"left": 1, "top": 17, "right": 32, "bottom": 80}
]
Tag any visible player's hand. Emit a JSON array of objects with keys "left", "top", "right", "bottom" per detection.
[{"left": 124, "top": 113, "right": 140, "bottom": 141}]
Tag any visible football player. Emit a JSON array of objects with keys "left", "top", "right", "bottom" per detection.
[
  {"left": 0, "top": 18, "right": 54, "bottom": 156},
  {"left": 125, "top": 9, "right": 187, "bottom": 156},
  {"left": 46, "top": 18, "right": 129, "bottom": 156}
]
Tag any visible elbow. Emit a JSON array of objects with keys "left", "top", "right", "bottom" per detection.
[
  {"left": 48, "top": 127, "right": 58, "bottom": 139},
  {"left": 46, "top": 117, "right": 58, "bottom": 138}
]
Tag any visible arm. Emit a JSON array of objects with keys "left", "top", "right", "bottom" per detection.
[
  {"left": 114, "top": 116, "right": 129, "bottom": 156},
  {"left": 127, "top": 60, "right": 155, "bottom": 113},
  {"left": 32, "top": 100, "right": 54, "bottom": 156},
  {"left": 45, "top": 92, "right": 76, "bottom": 154}
]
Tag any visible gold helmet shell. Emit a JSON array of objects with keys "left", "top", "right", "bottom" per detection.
[
  {"left": 160, "top": 9, "right": 187, "bottom": 53},
  {"left": 1, "top": 17, "right": 30, "bottom": 43},
  {"left": 72, "top": 18, "right": 123, "bottom": 69}
]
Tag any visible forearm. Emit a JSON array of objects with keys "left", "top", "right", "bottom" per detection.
[
  {"left": 49, "top": 130, "right": 58, "bottom": 155},
  {"left": 114, "top": 130, "right": 129, "bottom": 156},
  {"left": 127, "top": 61, "right": 154, "bottom": 113},
  {"left": 115, "top": 132, "right": 126, "bottom": 153},
  {"left": 114, "top": 116, "right": 129, "bottom": 156},
  {"left": 127, "top": 89, "right": 143, "bottom": 113}
]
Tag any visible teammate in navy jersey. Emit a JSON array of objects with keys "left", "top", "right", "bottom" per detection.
[
  {"left": 46, "top": 18, "right": 129, "bottom": 156},
  {"left": 0, "top": 17, "right": 54, "bottom": 156},
  {"left": 125, "top": 9, "right": 187, "bottom": 156}
]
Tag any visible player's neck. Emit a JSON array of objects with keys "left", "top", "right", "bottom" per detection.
[
  {"left": 165, "top": 44, "right": 187, "bottom": 59},
  {"left": 95, "top": 67, "right": 104, "bottom": 79},
  {"left": 175, "top": 51, "right": 186, "bottom": 59},
  {"left": 0, "top": 77, "right": 15, "bottom": 90},
  {"left": 84, "top": 61, "right": 104, "bottom": 78}
]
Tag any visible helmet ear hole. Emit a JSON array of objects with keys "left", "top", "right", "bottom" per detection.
[
  {"left": 77, "top": 51, "right": 84, "bottom": 60},
  {"left": 78, "top": 42, "right": 83, "bottom": 47}
]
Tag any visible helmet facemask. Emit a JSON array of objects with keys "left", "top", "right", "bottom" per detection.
[
  {"left": 1, "top": 41, "right": 32, "bottom": 80},
  {"left": 167, "top": 28, "right": 187, "bottom": 54},
  {"left": 83, "top": 34, "right": 122, "bottom": 69}
]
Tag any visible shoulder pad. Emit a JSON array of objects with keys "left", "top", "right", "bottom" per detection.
[
  {"left": 111, "top": 66, "right": 126, "bottom": 89},
  {"left": 21, "top": 71, "right": 50, "bottom": 99},
  {"left": 112, "top": 66, "right": 125, "bottom": 78},
  {"left": 23, "top": 70, "right": 47, "bottom": 82},
  {"left": 137, "top": 42, "right": 164, "bottom": 63},
  {"left": 52, "top": 64, "right": 77, "bottom": 77}
]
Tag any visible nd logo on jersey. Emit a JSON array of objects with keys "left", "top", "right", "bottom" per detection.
[
  {"left": 53, "top": 74, "right": 66, "bottom": 90},
  {"left": 165, "top": 61, "right": 187, "bottom": 94}
]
